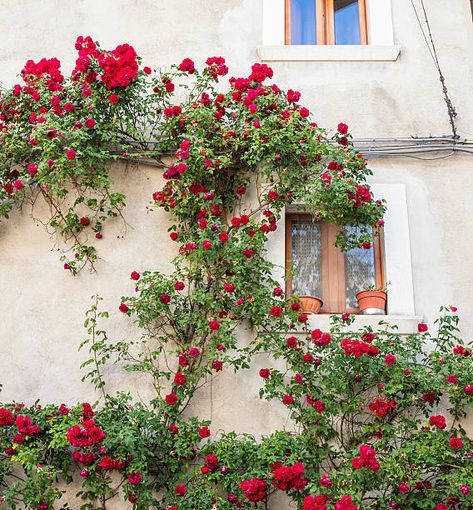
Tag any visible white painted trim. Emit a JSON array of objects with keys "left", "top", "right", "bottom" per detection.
[
  {"left": 306, "top": 314, "right": 422, "bottom": 335},
  {"left": 371, "top": 183, "right": 415, "bottom": 315},
  {"left": 260, "top": 0, "right": 397, "bottom": 58},
  {"left": 266, "top": 183, "right": 415, "bottom": 317},
  {"left": 262, "top": 0, "right": 285, "bottom": 46},
  {"left": 256, "top": 45, "right": 400, "bottom": 62},
  {"left": 366, "top": 0, "right": 395, "bottom": 46}
]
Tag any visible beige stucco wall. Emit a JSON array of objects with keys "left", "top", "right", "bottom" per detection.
[{"left": 0, "top": 0, "right": 472, "bottom": 461}]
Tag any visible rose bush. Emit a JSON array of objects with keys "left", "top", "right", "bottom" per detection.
[
  {"left": 1, "top": 37, "right": 471, "bottom": 510},
  {"left": 1, "top": 36, "right": 383, "bottom": 272}
]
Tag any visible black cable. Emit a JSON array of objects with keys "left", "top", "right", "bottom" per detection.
[{"left": 411, "top": 0, "right": 459, "bottom": 139}]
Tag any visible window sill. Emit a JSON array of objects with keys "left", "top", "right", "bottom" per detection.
[
  {"left": 256, "top": 45, "right": 401, "bottom": 62},
  {"left": 297, "top": 314, "right": 423, "bottom": 336}
]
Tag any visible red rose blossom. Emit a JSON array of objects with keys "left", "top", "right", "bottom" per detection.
[
  {"left": 199, "top": 426, "right": 210, "bottom": 438},
  {"left": 418, "top": 323, "right": 428, "bottom": 332}
]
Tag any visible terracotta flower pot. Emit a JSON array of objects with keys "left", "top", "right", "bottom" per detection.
[
  {"left": 356, "top": 290, "right": 387, "bottom": 315},
  {"left": 299, "top": 296, "right": 323, "bottom": 314}
]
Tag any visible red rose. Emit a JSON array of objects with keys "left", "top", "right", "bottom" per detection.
[
  {"left": 3, "top": 183, "right": 13, "bottom": 193},
  {"left": 202, "top": 240, "right": 212, "bottom": 250},
  {"left": 109, "top": 94, "right": 119, "bottom": 104},
  {"left": 384, "top": 354, "right": 396, "bottom": 365},
  {"left": 174, "top": 372, "right": 186, "bottom": 386},
  {"left": 58, "top": 404, "right": 69, "bottom": 415},
  {"left": 130, "top": 271, "right": 140, "bottom": 281},
  {"left": 259, "top": 368, "right": 270, "bottom": 378},
  {"left": 80, "top": 216, "right": 90, "bottom": 226},
  {"left": 199, "top": 426, "right": 210, "bottom": 438},
  {"left": 28, "top": 164, "right": 38, "bottom": 176},
  {"left": 219, "top": 231, "right": 229, "bottom": 243},
  {"left": 66, "top": 149, "right": 76, "bottom": 160},
  {"left": 160, "top": 294, "right": 171, "bottom": 304},
  {"left": 423, "top": 391, "right": 436, "bottom": 404},
  {"left": 449, "top": 437, "right": 464, "bottom": 449},
  {"left": 128, "top": 472, "right": 142, "bottom": 485},
  {"left": 128, "top": 494, "right": 137, "bottom": 504},
  {"left": 282, "top": 394, "right": 295, "bottom": 405},
  {"left": 299, "top": 107, "right": 310, "bottom": 118},
  {"left": 240, "top": 477, "right": 268, "bottom": 502},
  {"left": 143, "top": 66, "right": 152, "bottom": 75},
  {"left": 119, "top": 303, "right": 129, "bottom": 313},
  {"left": 285, "top": 336, "right": 297, "bottom": 348},
  {"left": 418, "top": 323, "right": 428, "bottom": 332},
  {"left": 175, "top": 281, "right": 185, "bottom": 290},
  {"left": 175, "top": 484, "right": 187, "bottom": 496},
  {"left": 165, "top": 393, "right": 178, "bottom": 406},
  {"left": 320, "top": 475, "right": 331, "bottom": 488},
  {"left": 212, "top": 359, "right": 223, "bottom": 371},
  {"left": 179, "top": 58, "right": 195, "bottom": 74},
  {"left": 223, "top": 282, "right": 235, "bottom": 293},
  {"left": 337, "top": 122, "right": 349, "bottom": 134},
  {"left": 13, "top": 179, "right": 24, "bottom": 190},
  {"left": 429, "top": 415, "right": 446, "bottom": 429},
  {"left": 209, "top": 320, "right": 220, "bottom": 331},
  {"left": 243, "top": 248, "right": 254, "bottom": 258},
  {"left": 0, "top": 408, "right": 14, "bottom": 426},
  {"left": 170, "top": 232, "right": 179, "bottom": 241},
  {"left": 13, "top": 433, "right": 24, "bottom": 444},
  {"left": 84, "top": 118, "right": 96, "bottom": 128},
  {"left": 270, "top": 306, "right": 282, "bottom": 317},
  {"left": 287, "top": 89, "right": 301, "bottom": 102}
]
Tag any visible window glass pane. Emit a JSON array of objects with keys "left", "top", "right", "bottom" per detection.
[
  {"left": 291, "top": 0, "right": 316, "bottom": 45},
  {"left": 344, "top": 227, "right": 375, "bottom": 308},
  {"left": 291, "top": 219, "right": 322, "bottom": 297},
  {"left": 334, "top": 0, "right": 361, "bottom": 45}
]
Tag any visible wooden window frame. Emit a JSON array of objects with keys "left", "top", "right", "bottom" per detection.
[
  {"left": 285, "top": 0, "right": 368, "bottom": 45},
  {"left": 285, "top": 214, "right": 384, "bottom": 314}
]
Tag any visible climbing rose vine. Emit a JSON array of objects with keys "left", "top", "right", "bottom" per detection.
[
  {"left": 1, "top": 36, "right": 384, "bottom": 272},
  {"left": 0, "top": 37, "right": 471, "bottom": 510}
]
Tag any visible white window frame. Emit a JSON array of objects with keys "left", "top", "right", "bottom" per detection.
[
  {"left": 259, "top": 0, "right": 400, "bottom": 62},
  {"left": 266, "top": 183, "right": 418, "bottom": 330}
]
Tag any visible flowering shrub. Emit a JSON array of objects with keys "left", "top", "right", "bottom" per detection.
[
  {"left": 1, "top": 36, "right": 383, "bottom": 272},
  {"left": 1, "top": 37, "right": 472, "bottom": 510}
]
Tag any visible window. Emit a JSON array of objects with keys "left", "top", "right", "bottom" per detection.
[
  {"left": 285, "top": 214, "right": 384, "bottom": 313},
  {"left": 285, "top": 0, "right": 368, "bottom": 45}
]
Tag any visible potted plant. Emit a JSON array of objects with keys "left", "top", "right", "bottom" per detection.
[
  {"left": 299, "top": 296, "right": 323, "bottom": 314},
  {"left": 356, "top": 285, "right": 387, "bottom": 315}
]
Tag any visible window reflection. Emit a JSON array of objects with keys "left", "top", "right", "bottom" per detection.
[
  {"left": 291, "top": 219, "right": 322, "bottom": 297},
  {"left": 290, "top": 0, "right": 317, "bottom": 45},
  {"left": 344, "top": 227, "right": 375, "bottom": 308},
  {"left": 334, "top": 0, "right": 361, "bottom": 45}
]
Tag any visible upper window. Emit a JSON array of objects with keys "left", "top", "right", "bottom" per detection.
[
  {"left": 285, "top": 0, "right": 368, "bottom": 45},
  {"left": 285, "top": 214, "right": 384, "bottom": 313}
]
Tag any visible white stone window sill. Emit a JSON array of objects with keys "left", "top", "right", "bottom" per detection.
[
  {"left": 296, "top": 315, "right": 423, "bottom": 336},
  {"left": 256, "top": 45, "right": 401, "bottom": 62}
]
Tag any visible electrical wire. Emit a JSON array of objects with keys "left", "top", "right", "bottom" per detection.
[{"left": 410, "top": 0, "right": 459, "bottom": 139}]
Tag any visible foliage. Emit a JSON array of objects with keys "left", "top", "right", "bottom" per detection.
[
  {"left": 1, "top": 37, "right": 471, "bottom": 510},
  {"left": 0, "top": 36, "right": 383, "bottom": 272}
]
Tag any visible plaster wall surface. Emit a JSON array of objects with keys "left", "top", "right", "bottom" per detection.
[{"left": 0, "top": 2, "right": 472, "bottom": 506}]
